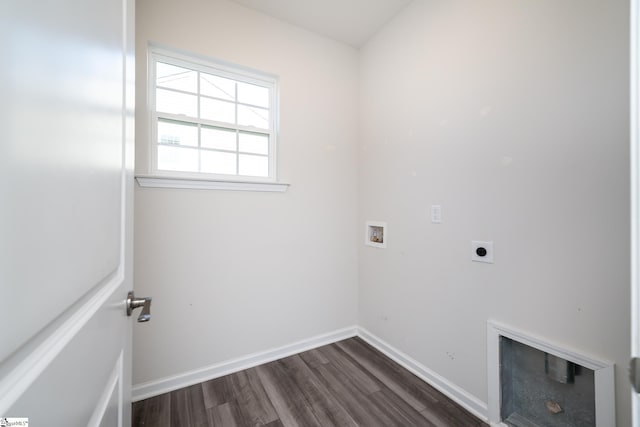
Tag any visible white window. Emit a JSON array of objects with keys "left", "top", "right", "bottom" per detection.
[{"left": 148, "top": 47, "right": 278, "bottom": 182}]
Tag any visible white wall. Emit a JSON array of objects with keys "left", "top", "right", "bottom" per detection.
[
  {"left": 133, "top": 0, "right": 359, "bottom": 385},
  {"left": 134, "top": 0, "right": 632, "bottom": 423},
  {"left": 358, "top": 0, "right": 630, "bottom": 424}
]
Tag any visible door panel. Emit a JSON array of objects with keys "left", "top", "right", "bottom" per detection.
[
  {"left": 0, "top": 0, "right": 123, "bottom": 366},
  {"left": 0, "top": 0, "right": 135, "bottom": 424},
  {"left": 8, "top": 289, "right": 126, "bottom": 425},
  {"left": 0, "top": 0, "right": 125, "bottom": 362}
]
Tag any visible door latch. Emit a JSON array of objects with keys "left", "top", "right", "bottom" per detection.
[
  {"left": 127, "top": 291, "right": 152, "bottom": 322},
  {"left": 630, "top": 357, "right": 640, "bottom": 393}
]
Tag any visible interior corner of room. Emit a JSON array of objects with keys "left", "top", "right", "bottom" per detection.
[{"left": 132, "top": 0, "right": 631, "bottom": 425}]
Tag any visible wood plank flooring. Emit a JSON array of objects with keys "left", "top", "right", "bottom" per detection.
[{"left": 132, "top": 337, "right": 488, "bottom": 427}]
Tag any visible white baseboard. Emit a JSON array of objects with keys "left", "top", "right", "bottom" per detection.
[
  {"left": 133, "top": 325, "right": 490, "bottom": 425},
  {"left": 131, "top": 326, "right": 357, "bottom": 402},
  {"left": 357, "top": 327, "right": 489, "bottom": 422}
]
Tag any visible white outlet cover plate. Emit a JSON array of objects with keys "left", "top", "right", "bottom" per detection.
[
  {"left": 471, "top": 240, "right": 494, "bottom": 263},
  {"left": 430, "top": 205, "right": 442, "bottom": 224}
]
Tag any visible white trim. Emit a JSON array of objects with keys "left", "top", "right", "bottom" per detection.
[
  {"left": 487, "top": 322, "right": 501, "bottom": 423},
  {"left": 135, "top": 175, "right": 289, "bottom": 192},
  {"left": 632, "top": 0, "right": 639, "bottom": 364},
  {"left": 88, "top": 351, "right": 123, "bottom": 427},
  {"left": 131, "top": 326, "right": 357, "bottom": 402},
  {"left": 149, "top": 43, "right": 278, "bottom": 84},
  {"left": 0, "top": 270, "right": 124, "bottom": 414},
  {"left": 487, "top": 320, "right": 615, "bottom": 426},
  {"left": 631, "top": 0, "right": 640, "bottom": 422},
  {"left": 357, "top": 327, "right": 489, "bottom": 422}
]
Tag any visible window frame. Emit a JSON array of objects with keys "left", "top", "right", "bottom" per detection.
[{"left": 147, "top": 45, "right": 280, "bottom": 183}]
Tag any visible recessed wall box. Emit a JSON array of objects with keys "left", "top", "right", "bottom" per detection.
[{"left": 365, "top": 221, "right": 387, "bottom": 248}]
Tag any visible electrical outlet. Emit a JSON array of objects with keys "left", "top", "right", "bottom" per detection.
[{"left": 471, "top": 241, "right": 494, "bottom": 263}]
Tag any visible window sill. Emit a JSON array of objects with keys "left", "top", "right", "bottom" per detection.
[{"left": 135, "top": 175, "right": 290, "bottom": 192}]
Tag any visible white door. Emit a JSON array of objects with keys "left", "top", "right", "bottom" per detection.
[{"left": 0, "top": 0, "right": 136, "bottom": 425}]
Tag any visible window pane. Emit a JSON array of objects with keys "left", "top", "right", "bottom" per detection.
[
  {"left": 156, "top": 88, "right": 197, "bottom": 117},
  {"left": 200, "top": 73, "right": 235, "bottom": 101},
  {"left": 158, "top": 119, "right": 198, "bottom": 147},
  {"left": 201, "top": 98, "right": 235, "bottom": 124},
  {"left": 157, "top": 145, "right": 198, "bottom": 172},
  {"left": 238, "top": 82, "right": 269, "bottom": 108},
  {"left": 239, "top": 154, "right": 268, "bottom": 177},
  {"left": 201, "top": 150, "right": 236, "bottom": 175},
  {"left": 202, "top": 126, "right": 236, "bottom": 151},
  {"left": 239, "top": 132, "right": 268, "bottom": 155},
  {"left": 156, "top": 62, "right": 197, "bottom": 93},
  {"left": 238, "top": 105, "right": 269, "bottom": 129}
]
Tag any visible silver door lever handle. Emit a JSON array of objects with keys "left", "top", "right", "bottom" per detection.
[{"left": 127, "top": 291, "right": 152, "bottom": 322}]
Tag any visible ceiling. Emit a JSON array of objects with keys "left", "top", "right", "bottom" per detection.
[{"left": 229, "top": 0, "right": 413, "bottom": 48}]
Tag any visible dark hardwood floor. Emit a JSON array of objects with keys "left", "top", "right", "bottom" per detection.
[{"left": 132, "top": 337, "right": 488, "bottom": 426}]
